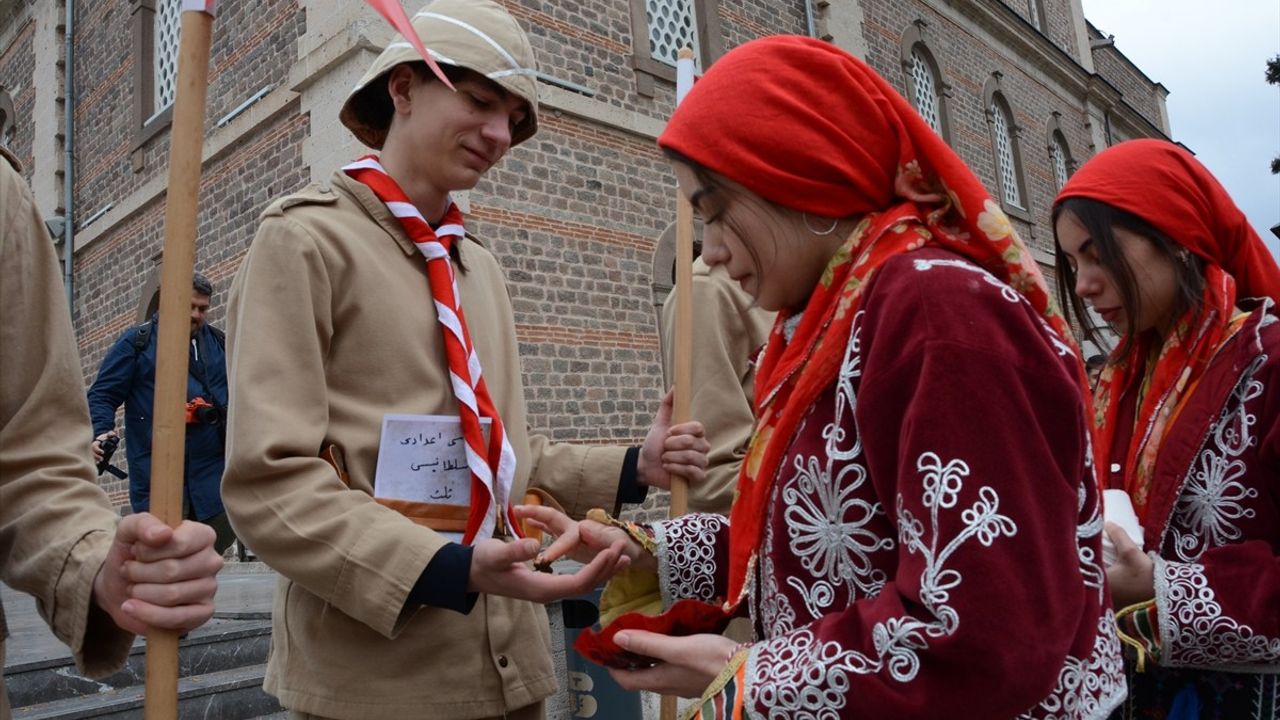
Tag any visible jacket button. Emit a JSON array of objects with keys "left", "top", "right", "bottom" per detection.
[{"left": 497, "top": 655, "right": 509, "bottom": 668}]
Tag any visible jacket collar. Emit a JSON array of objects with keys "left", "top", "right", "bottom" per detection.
[{"left": 332, "top": 170, "right": 421, "bottom": 257}]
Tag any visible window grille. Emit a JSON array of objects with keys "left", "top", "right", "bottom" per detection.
[
  {"left": 1051, "top": 134, "right": 1070, "bottom": 189},
  {"left": 154, "top": 0, "right": 181, "bottom": 114},
  {"left": 646, "top": 0, "right": 698, "bottom": 68},
  {"left": 910, "top": 48, "right": 942, "bottom": 135},
  {"left": 991, "top": 100, "right": 1022, "bottom": 207}
]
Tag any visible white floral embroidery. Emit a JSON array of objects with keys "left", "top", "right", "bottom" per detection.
[
  {"left": 891, "top": 453, "right": 1019, "bottom": 678},
  {"left": 1167, "top": 356, "right": 1266, "bottom": 562},
  {"left": 773, "top": 313, "right": 891, "bottom": 622},
  {"left": 1017, "top": 611, "right": 1126, "bottom": 719},
  {"left": 1076, "top": 474, "right": 1107, "bottom": 605},
  {"left": 653, "top": 513, "right": 726, "bottom": 605},
  {"left": 1156, "top": 558, "right": 1280, "bottom": 667},
  {"left": 912, "top": 257, "right": 1020, "bottom": 303},
  {"left": 744, "top": 452, "right": 1017, "bottom": 717},
  {"left": 746, "top": 628, "right": 877, "bottom": 719},
  {"left": 1251, "top": 673, "right": 1279, "bottom": 719},
  {"left": 782, "top": 438, "right": 891, "bottom": 616},
  {"left": 757, "top": 505, "right": 797, "bottom": 636}
]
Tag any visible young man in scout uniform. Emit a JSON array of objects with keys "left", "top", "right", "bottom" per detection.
[{"left": 222, "top": 1, "right": 707, "bottom": 718}]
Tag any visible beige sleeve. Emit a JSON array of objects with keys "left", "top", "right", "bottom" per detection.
[
  {"left": 525, "top": 435, "right": 629, "bottom": 519},
  {"left": 662, "top": 268, "right": 772, "bottom": 515},
  {"left": 223, "top": 214, "right": 442, "bottom": 639},
  {"left": 0, "top": 161, "right": 134, "bottom": 677}
]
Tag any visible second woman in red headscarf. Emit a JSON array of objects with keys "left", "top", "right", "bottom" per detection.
[{"left": 1054, "top": 138, "right": 1280, "bottom": 720}]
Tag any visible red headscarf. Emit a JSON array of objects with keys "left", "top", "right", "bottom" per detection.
[
  {"left": 658, "top": 35, "right": 1086, "bottom": 611},
  {"left": 1056, "top": 139, "right": 1280, "bottom": 303},
  {"left": 1055, "top": 139, "right": 1280, "bottom": 526}
]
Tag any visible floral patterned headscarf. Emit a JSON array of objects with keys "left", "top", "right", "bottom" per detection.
[{"left": 658, "top": 35, "right": 1086, "bottom": 610}]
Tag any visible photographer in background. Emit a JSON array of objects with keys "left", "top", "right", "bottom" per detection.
[{"left": 89, "top": 272, "right": 235, "bottom": 555}]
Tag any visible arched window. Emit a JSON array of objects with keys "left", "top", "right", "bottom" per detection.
[
  {"left": 991, "top": 99, "right": 1021, "bottom": 207},
  {"left": 910, "top": 48, "right": 943, "bottom": 135},
  {"left": 1050, "top": 134, "right": 1069, "bottom": 189},
  {"left": 1046, "top": 114, "right": 1074, "bottom": 191},
  {"left": 899, "top": 21, "right": 952, "bottom": 142},
  {"left": 984, "top": 74, "right": 1029, "bottom": 214}
]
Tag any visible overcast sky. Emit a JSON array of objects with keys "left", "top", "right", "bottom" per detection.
[{"left": 1080, "top": 0, "right": 1280, "bottom": 259}]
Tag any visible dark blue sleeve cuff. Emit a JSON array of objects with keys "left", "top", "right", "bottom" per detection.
[
  {"left": 613, "top": 446, "right": 648, "bottom": 512},
  {"left": 408, "top": 542, "right": 478, "bottom": 614}
]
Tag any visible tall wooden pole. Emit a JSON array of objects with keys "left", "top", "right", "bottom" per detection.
[
  {"left": 662, "top": 44, "right": 697, "bottom": 720},
  {"left": 144, "top": 4, "right": 214, "bottom": 718}
]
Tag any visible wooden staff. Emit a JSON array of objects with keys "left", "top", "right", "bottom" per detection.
[
  {"left": 145, "top": 3, "right": 215, "bottom": 717},
  {"left": 662, "top": 44, "right": 697, "bottom": 720},
  {"left": 668, "top": 47, "right": 696, "bottom": 518}
]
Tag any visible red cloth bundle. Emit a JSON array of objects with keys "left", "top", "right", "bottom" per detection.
[{"left": 573, "top": 598, "right": 733, "bottom": 669}]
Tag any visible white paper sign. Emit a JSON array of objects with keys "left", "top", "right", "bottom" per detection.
[{"left": 374, "top": 414, "right": 486, "bottom": 510}]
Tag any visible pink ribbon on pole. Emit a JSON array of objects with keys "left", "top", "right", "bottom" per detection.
[{"left": 363, "top": 0, "right": 456, "bottom": 91}]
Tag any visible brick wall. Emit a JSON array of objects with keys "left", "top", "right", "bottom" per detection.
[
  {"left": 1091, "top": 45, "right": 1164, "bottom": 133},
  {"left": 73, "top": 0, "right": 303, "bottom": 233},
  {"left": 2, "top": 0, "right": 1168, "bottom": 515},
  {"left": 860, "top": 0, "right": 1096, "bottom": 250},
  {"left": 0, "top": 18, "right": 36, "bottom": 181}
]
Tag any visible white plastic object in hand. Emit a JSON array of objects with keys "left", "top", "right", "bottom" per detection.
[{"left": 1101, "top": 489, "right": 1144, "bottom": 566}]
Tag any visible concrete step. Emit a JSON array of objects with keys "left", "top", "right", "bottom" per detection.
[
  {"left": 12, "top": 663, "right": 280, "bottom": 720},
  {"left": 5, "top": 619, "right": 271, "bottom": 708}
]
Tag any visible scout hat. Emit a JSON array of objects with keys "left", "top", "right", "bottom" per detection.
[{"left": 340, "top": 0, "right": 540, "bottom": 149}]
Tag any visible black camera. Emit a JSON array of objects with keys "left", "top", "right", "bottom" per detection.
[{"left": 96, "top": 435, "right": 127, "bottom": 479}]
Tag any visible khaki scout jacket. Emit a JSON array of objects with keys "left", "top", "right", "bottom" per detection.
[
  {"left": 0, "top": 148, "right": 134, "bottom": 716},
  {"left": 661, "top": 258, "right": 774, "bottom": 515},
  {"left": 223, "top": 172, "right": 628, "bottom": 719}
]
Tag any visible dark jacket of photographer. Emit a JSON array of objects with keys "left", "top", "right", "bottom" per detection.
[{"left": 87, "top": 317, "right": 228, "bottom": 519}]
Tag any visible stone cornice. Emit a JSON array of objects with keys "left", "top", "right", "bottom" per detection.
[
  {"left": 939, "top": 0, "right": 1167, "bottom": 139},
  {"left": 940, "top": 0, "right": 1094, "bottom": 95}
]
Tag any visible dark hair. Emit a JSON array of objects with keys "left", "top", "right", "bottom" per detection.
[
  {"left": 1085, "top": 354, "right": 1106, "bottom": 369},
  {"left": 346, "top": 62, "right": 473, "bottom": 149},
  {"left": 193, "top": 272, "right": 214, "bottom": 298},
  {"left": 1052, "top": 197, "right": 1204, "bottom": 357}
]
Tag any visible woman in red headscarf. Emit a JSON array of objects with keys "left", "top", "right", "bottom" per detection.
[
  {"left": 521, "top": 35, "right": 1123, "bottom": 718},
  {"left": 1054, "top": 139, "right": 1280, "bottom": 719}
]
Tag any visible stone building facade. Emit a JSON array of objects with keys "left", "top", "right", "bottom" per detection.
[{"left": 1, "top": 0, "right": 1168, "bottom": 513}]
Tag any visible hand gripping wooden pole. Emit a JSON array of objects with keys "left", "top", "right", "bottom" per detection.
[
  {"left": 662, "top": 44, "right": 697, "bottom": 720},
  {"left": 144, "top": 4, "right": 214, "bottom": 718}
]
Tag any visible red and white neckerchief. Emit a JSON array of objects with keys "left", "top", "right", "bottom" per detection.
[{"left": 343, "top": 155, "right": 519, "bottom": 544}]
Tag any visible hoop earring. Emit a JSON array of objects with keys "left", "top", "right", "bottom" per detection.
[{"left": 803, "top": 213, "right": 839, "bottom": 236}]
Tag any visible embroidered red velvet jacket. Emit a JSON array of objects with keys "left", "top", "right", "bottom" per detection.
[
  {"left": 1114, "top": 305, "right": 1280, "bottom": 719},
  {"left": 655, "top": 249, "right": 1125, "bottom": 719}
]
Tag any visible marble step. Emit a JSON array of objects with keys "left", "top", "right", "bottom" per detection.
[
  {"left": 12, "top": 663, "right": 280, "bottom": 720},
  {"left": 6, "top": 619, "right": 270, "bottom": 709}
]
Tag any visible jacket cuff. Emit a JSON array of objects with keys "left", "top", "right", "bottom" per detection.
[
  {"left": 408, "top": 542, "right": 478, "bottom": 615},
  {"left": 613, "top": 446, "right": 648, "bottom": 511},
  {"left": 57, "top": 529, "right": 135, "bottom": 678}
]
